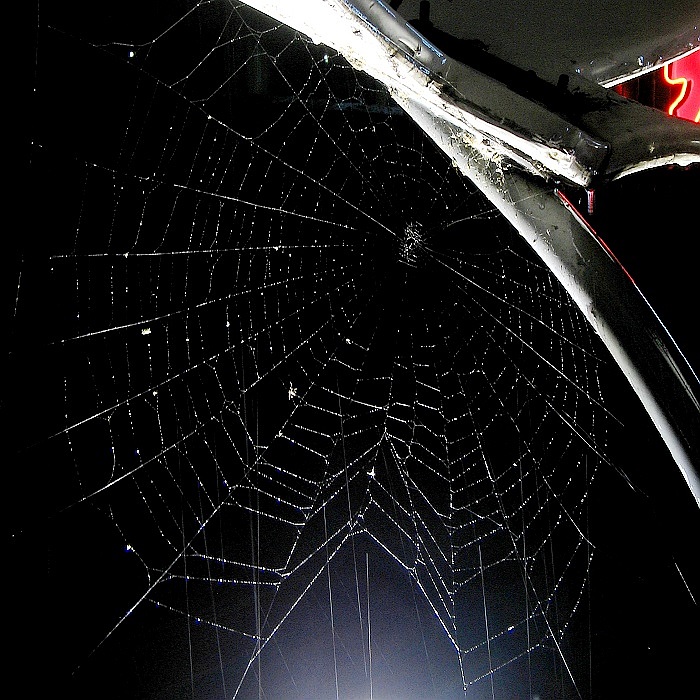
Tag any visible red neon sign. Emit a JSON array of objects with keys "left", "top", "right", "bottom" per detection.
[
  {"left": 663, "top": 50, "right": 700, "bottom": 122},
  {"left": 613, "top": 49, "right": 700, "bottom": 123}
]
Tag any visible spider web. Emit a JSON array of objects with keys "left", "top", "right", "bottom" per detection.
[{"left": 12, "top": 2, "right": 699, "bottom": 699}]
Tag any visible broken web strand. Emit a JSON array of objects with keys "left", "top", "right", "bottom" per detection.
[{"left": 20, "top": 3, "right": 686, "bottom": 699}]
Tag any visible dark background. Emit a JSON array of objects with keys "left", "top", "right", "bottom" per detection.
[{"left": 9, "top": 3, "right": 700, "bottom": 699}]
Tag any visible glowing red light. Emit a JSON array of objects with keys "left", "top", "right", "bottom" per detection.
[{"left": 663, "top": 50, "right": 700, "bottom": 122}]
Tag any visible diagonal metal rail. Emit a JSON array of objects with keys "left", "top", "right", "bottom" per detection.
[{"left": 240, "top": 0, "right": 700, "bottom": 507}]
